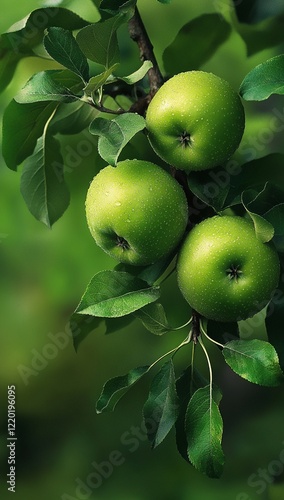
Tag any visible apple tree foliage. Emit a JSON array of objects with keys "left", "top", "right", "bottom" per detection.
[{"left": 2, "top": 0, "right": 284, "bottom": 479}]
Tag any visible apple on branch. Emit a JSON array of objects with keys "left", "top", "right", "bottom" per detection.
[
  {"left": 177, "top": 215, "right": 280, "bottom": 322},
  {"left": 146, "top": 71, "right": 245, "bottom": 172},
  {"left": 85, "top": 159, "right": 189, "bottom": 266}
]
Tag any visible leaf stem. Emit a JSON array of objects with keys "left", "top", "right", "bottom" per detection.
[
  {"left": 148, "top": 332, "right": 191, "bottom": 372},
  {"left": 190, "top": 342, "right": 195, "bottom": 396},
  {"left": 200, "top": 320, "right": 225, "bottom": 349},
  {"left": 198, "top": 336, "right": 213, "bottom": 404}
]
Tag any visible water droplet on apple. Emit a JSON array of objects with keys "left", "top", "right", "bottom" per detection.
[{"left": 115, "top": 201, "right": 121, "bottom": 206}]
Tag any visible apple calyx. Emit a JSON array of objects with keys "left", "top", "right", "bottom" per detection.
[
  {"left": 226, "top": 264, "right": 243, "bottom": 281},
  {"left": 116, "top": 235, "right": 130, "bottom": 251},
  {"left": 178, "top": 131, "right": 191, "bottom": 148}
]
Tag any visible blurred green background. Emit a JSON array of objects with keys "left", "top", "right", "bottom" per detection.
[{"left": 1, "top": 0, "right": 284, "bottom": 499}]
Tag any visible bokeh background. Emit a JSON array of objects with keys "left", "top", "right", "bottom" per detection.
[{"left": 1, "top": 0, "right": 284, "bottom": 499}]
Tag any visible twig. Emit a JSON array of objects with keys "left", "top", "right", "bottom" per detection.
[{"left": 128, "top": 7, "right": 164, "bottom": 99}]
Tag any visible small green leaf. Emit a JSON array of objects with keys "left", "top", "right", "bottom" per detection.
[
  {"left": 96, "top": 365, "right": 149, "bottom": 413},
  {"left": 2, "top": 100, "right": 57, "bottom": 170},
  {"left": 76, "top": 270, "right": 160, "bottom": 317},
  {"left": 83, "top": 64, "right": 119, "bottom": 96},
  {"left": 89, "top": 113, "right": 146, "bottom": 166},
  {"left": 20, "top": 134, "right": 70, "bottom": 227},
  {"left": 143, "top": 360, "right": 179, "bottom": 448},
  {"left": 175, "top": 367, "right": 208, "bottom": 463},
  {"left": 241, "top": 189, "right": 275, "bottom": 242},
  {"left": 240, "top": 55, "right": 284, "bottom": 101},
  {"left": 117, "top": 60, "right": 153, "bottom": 85},
  {"left": 185, "top": 385, "right": 224, "bottom": 478},
  {"left": 69, "top": 313, "right": 103, "bottom": 352},
  {"left": 163, "top": 14, "right": 231, "bottom": 75},
  {"left": 76, "top": 15, "right": 125, "bottom": 68},
  {"left": 134, "top": 303, "right": 171, "bottom": 335},
  {"left": 44, "top": 27, "right": 89, "bottom": 83},
  {"left": 15, "top": 70, "right": 77, "bottom": 104},
  {"left": 223, "top": 339, "right": 284, "bottom": 386}
]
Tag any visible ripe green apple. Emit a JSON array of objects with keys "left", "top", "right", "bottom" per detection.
[
  {"left": 177, "top": 215, "right": 280, "bottom": 322},
  {"left": 146, "top": 71, "right": 245, "bottom": 172},
  {"left": 85, "top": 159, "right": 188, "bottom": 266}
]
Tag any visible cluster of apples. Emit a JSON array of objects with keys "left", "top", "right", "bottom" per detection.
[{"left": 86, "top": 71, "right": 280, "bottom": 323}]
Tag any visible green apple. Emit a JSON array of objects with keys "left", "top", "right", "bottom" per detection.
[
  {"left": 177, "top": 215, "right": 280, "bottom": 322},
  {"left": 146, "top": 71, "right": 245, "bottom": 172},
  {"left": 85, "top": 159, "right": 188, "bottom": 266}
]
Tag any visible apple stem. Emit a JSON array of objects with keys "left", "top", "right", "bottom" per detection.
[{"left": 191, "top": 309, "right": 201, "bottom": 344}]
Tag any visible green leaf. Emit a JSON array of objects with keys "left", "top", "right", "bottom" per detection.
[
  {"left": 69, "top": 313, "right": 103, "bottom": 352},
  {"left": 76, "top": 15, "right": 125, "bottom": 68},
  {"left": 0, "top": 8, "right": 89, "bottom": 54},
  {"left": 237, "top": 14, "right": 284, "bottom": 57},
  {"left": 44, "top": 27, "right": 89, "bottom": 83},
  {"left": 187, "top": 167, "right": 230, "bottom": 212},
  {"left": 2, "top": 100, "right": 57, "bottom": 170},
  {"left": 241, "top": 188, "right": 275, "bottom": 243},
  {"left": 0, "top": 50, "right": 20, "bottom": 93},
  {"left": 89, "top": 113, "right": 146, "bottom": 166},
  {"left": 185, "top": 385, "right": 224, "bottom": 478},
  {"left": 15, "top": 70, "right": 78, "bottom": 104},
  {"left": 0, "top": 8, "right": 90, "bottom": 93},
  {"left": 117, "top": 60, "right": 153, "bottom": 85},
  {"left": 134, "top": 303, "right": 171, "bottom": 335},
  {"left": 222, "top": 339, "right": 284, "bottom": 386},
  {"left": 96, "top": 365, "right": 149, "bottom": 413},
  {"left": 83, "top": 64, "right": 120, "bottom": 96},
  {"left": 175, "top": 367, "right": 208, "bottom": 463},
  {"left": 76, "top": 270, "right": 160, "bottom": 317},
  {"left": 114, "top": 251, "right": 175, "bottom": 286},
  {"left": 143, "top": 360, "right": 179, "bottom": 448},
  {"left": 224, "top": 154, "right": 284, "bottom": 209},
  {"left": 20, "top": 133, "right": 70, "bottom": 227},
  {"left": 163, "top": 14, "right": 231, "bottom": 75},
  {"left": 264, "top": 203, "right": 284, "bottom": 237},
  {"left": 240, "top": 55, "right": 284, "bottom": 101},
  {"left": 265, "top": 202, "right": 284, "bottom": 252},
  {"left": 99, "top": 0, "right": 136, "bottom": 15},
  {"left": 49, "top": 101, "right": 99, "bottom": 135}
]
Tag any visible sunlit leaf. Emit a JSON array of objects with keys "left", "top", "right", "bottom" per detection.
[
  {"left": 240, "top": 55, "right": 284, "bottom": 101},
  {"left": 223, "top": 339, "right": 284, "bottom": 386},
  {"left": 185, "top": 385, "right": 224, "bottom": 478},
  {"left": 76, "top": 270, "right": 160, "bottom": 317},
  {"left": 89, "top": 113, "right": 146, "bottom": 166},
  {"left": 20, "top": 133, "right": 70, "bottom": 227},
  {"left": 44, "top": 27, "right": 89, "bottom": 83}
]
